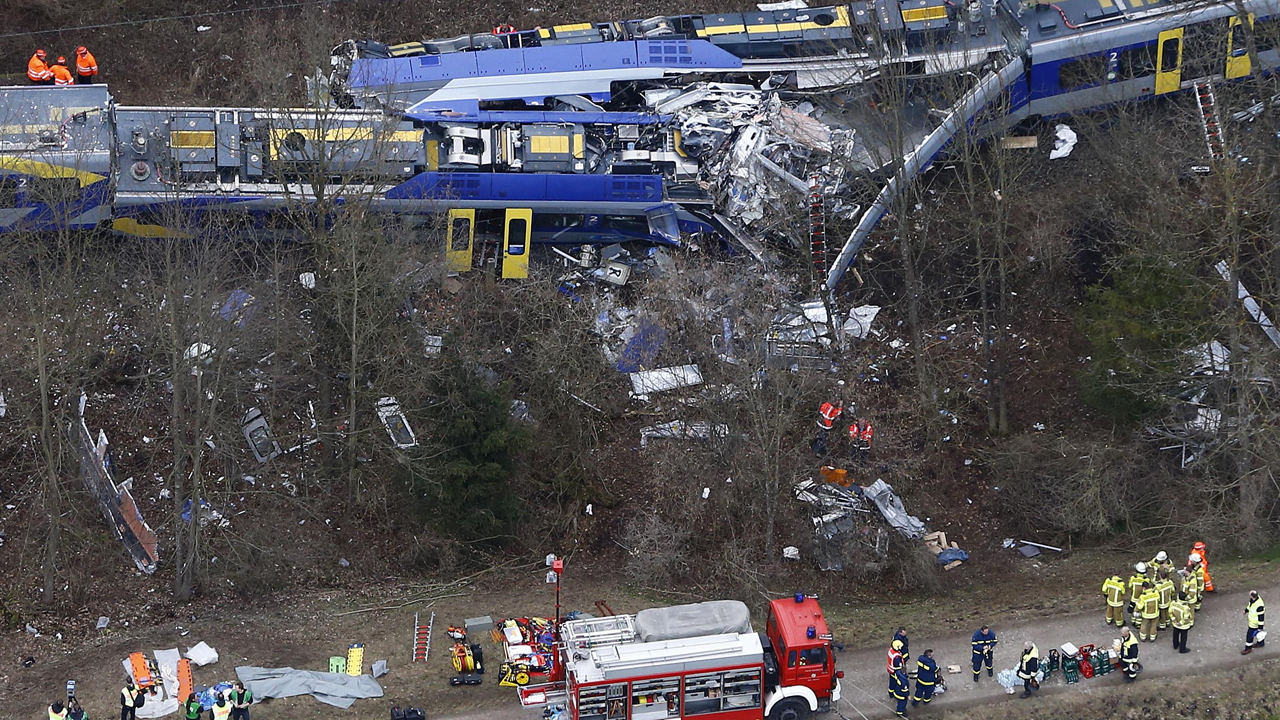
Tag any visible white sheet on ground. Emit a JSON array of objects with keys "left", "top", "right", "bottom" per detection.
[
  {"left": 185, "top": 641, "right": 219, "bottom": 666},
  {"left": 236, "top": 666, "right": 384, "bottom": 709},
  {"left": 117, "top": 650, "right": 180, "bottom": 718}
]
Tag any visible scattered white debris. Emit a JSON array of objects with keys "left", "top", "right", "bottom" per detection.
[
  {"left": 629, "top": 365, "right": 704, "bottom": 395},
  {"left": 757, "top": 0, "right": 808, "bottom": 9},
  {"left": 702, "top": 487, "right": 711, "bottom": 499},
  {"left": 97, "top": 616, "right": 110, "bottom": 629},
  {"left": 842, "top": 305, "right": 882, "bottom": 340},
  {"left": 196, "top": 25, "right": 212, "bottom": 32},
  {"left": 299, "top": 272, "right": 316, "bottom": 289},
  {"left": 782, "top": 545, "right": 801, "bottom": 560},
  {"left": 185, "top": 641, "right": 219, "bottom": 666},
  {"left": 0, "top": 392, "right": 6, "bottom": 417},
  {"left": 339, "top": 558, "right": 350, "bottom": 568},
  {"left": 1049, "top": 123, "right": 1077, "bottom": 160},
  {"left": 585, "top": 504, "right": 593, "bottom": 516},
  {"left": 1032, "top": 422, "right": 1046, "bottom": 431}
]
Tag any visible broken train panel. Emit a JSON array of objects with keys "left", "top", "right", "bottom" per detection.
[{"left": 70, "top": 418, "right": 160, "bottom": 574}]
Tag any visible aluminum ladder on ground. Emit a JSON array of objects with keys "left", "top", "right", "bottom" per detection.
[
  {"left": 412, "top": 611, "right": 435, "bottom": 662},
  {"left": 808, "top": 174, "right": 827, "bottom": 275},
  {"left": 1195, "top": 81, "right": 1226, "bottom": 161},
  {"left": 824, "top": 55, "right": 1027, "bottom": 293}
]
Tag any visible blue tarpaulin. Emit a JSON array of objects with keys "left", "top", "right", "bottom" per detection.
[{"left": 937, "top": 548, "right": 969, "bottom": 564}]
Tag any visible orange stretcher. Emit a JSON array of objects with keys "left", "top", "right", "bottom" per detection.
[
  {"left": 129, "top": 652, "right": 160, "bottom": 694},
  {"left": 177, "top": 658, "right": 193, "bottom": 703}
]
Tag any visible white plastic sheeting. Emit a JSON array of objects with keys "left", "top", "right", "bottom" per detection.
[
  {"left": 629, "top": 365, "right": 704, "bottom": 395},
  {"left": 1049, "top": 124, "right": 1077, "bottom": 159},
  {"left": 185, "top": 641, "right": 219, "bottom": 666}
]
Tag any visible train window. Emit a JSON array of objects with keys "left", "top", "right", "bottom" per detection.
[
  {"left": 1230, "top": 22, "right": 1248, "bottom": 56},
  {"left": 507, "top": 218, "right": 527, "bottom": 255},
  {"left": 1255, "top": 18, "right": 1279, "bottom": 52},
  {"left": 1160, "top": 37, "right": 1180, "bottom": 72},
  {"left": 0, "top": 177, "right": 19, "bottom": 206},
  {"left": 1118, "top": 44, "right": 1156, "bottom": 79},
  {"left": 1058, "top": 56, "right": 1108, "bottom": 90},
  {"left": 600, "top": 215, "right": 648, "bottom": 234},
  {"left": 542, "top": 214, "right": 585, "bottom": 228},
  {"left": 450, "top": 216, "right": 472, "bottom": 251}
]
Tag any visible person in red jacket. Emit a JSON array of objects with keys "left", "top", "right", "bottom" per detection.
[
  {"left": 28, "top": 49, "right": 54, "bottom": 84},
  {"left": 51, "top": 57, "right": 75, "bottom": 86},
  {"left": 74, "top": 46, "right": 98, "bottom": 83}
]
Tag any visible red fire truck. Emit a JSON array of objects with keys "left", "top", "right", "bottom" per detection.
[{"left": 518, "top": 594, "right": 841, "bottom": 720}]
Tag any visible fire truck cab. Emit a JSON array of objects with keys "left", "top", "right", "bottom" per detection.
[{"left": 553, "top": 596, "right": 840, "bottom": 720}]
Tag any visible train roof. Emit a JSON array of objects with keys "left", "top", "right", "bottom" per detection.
[{"left": 1004, "top": 0, "right": 1176, "bottom": 44}]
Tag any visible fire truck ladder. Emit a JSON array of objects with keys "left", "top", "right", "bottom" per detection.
[
  {"left": 1195, "top": 81, "right": 1226, "bottom": 161},
  {"left": 808, "top": 174, "right": 827, "bottom": 275},
  {"left": 412, "top": 611, "right": 435, "bottom": 662}
]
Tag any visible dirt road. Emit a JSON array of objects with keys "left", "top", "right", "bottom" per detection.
[{"left": 443, "top": 583, "right": 1278, "bottom": 720}]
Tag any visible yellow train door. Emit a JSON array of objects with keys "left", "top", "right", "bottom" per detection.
[
  {"left": 1226, "top": 14, "right": 1255, "bottom": 80},
  {"left": 1155, "top": 28, "right": 1184, "bottom": 94},
  {"left": 501, "top": 209, "right": 532, "bottom": 279},
  {"left": 446, "top": 209, "right": 475, "bottom": 273}
]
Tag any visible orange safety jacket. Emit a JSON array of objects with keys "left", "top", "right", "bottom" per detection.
[
  {"left": 75, "top": 50, "right": 98, "bottom": 78},
  {"left": 817, "top": 402, "right": 842, "bottom": 429},
  {"left": 52, "top": 65, "right": 74, "bottom": 85},
  {"left": 847, "top": 422, "right": 860, "bottom": 440},
  {"left": 861, "top": 423, "right": 874, "bottom": 445},
  {"left": 28, "top": 54, "right": 53, "bottom": 81},
  {"left": 886, "top": 647, "right": 903, "bottom": 674}
]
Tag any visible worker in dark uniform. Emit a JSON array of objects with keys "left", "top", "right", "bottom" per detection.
[
  {"left": 1169, "top": 593, "right": 1194, "bottom": 653},
  {"left": 120, "top": 680, "right": 144, "bottom": 720},
  {"left": 911, "top": 649, "right": 939, "bottom": 707},
  {"left": 890, "top": 665, "right": 910, "bottom": 718},
  {"left": 1017, "top": 642, "right": 1039, "bottom": 698},
  {"left": 893, "top": 627, "right": 911, "bottom": 667},
  {"left": 971, "top": 625, "right": 997, "bottom": 681},
  {"left": 1120, "top": 626, "right": 1140, "bottom": 682}
]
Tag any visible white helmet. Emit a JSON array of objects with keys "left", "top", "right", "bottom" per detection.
[
  {"left": 1155, "top": 551, "right": 1167, "bottom": 562},
  {"left": 1190, "top": 552, "right": 1201, "bottom": 563},
  {"left": 1135, "top": 562, "right": 1147, "bottom": 573}
]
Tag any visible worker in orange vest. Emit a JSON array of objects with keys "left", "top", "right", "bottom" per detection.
[
  {"left": 861, "top": 420, "right": 875, "bottom": 455},
  {"left": 846, "top": 420, "right": 861, "bottom": 455},
  {"left": 28, "top": 49, "right": 54, "bottom": 84},
  {"left": 1189, "top": 541, "right": 1214, "bottom": 592},
  {"left": 812, "top": 381, "right": 845, "bottom": 456},
  {"left": 74, "top": 46, "right": 98, "bottom": 83},
  {"left": 51, "top": 57, "right": 75, "bottom": 86}
]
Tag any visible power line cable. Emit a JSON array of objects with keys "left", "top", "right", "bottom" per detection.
[{"left": 0, "top": 0, "right": 361, "bottom": 40}]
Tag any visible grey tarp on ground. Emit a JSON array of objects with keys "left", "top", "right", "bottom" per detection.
[
  {"left": 235, "top": 666, "right": 383, "bottom": 709},
  {"left": 863, "top": 479, "right": 926, "bottom": 539},
  {"left": 635, "top": 600, "right": 753, "bottom": 643}
]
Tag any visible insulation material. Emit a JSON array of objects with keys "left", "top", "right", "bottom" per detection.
[
  {"left": 629, "top": 365, "right": 704, "bottom": 395},
  {"left": 1049, "top": 124, "right": 1077, "bottom": 159},
  {"left": 235, "top": 666, "right": 384, "bottom": 710},
  {"left": 634, "top": 600, "right": 753, "bottom": 643},
  {"left": 843, "top": 305, "right": 882, "bottom": 339}
]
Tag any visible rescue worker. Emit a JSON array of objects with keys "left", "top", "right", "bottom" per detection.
[
  {"left": 51, "top": 57, "right": 75, "bottom": 86},
  {"left": 1189, "top": 541, "right": 1214, "bottom": 592},
  {"left": 67, "top": 698, "right": 87, "bottom": 720},
  {"left": 228, "top": 681, "right": 253, "bottom": 720},
  {"left": 1242, "top": 589, "right": 1266, "bottom": 655},
  {"left": 890, "top": 665, "right": 910, "bottom": 718},
  {"left": 886, "top": 639, "right": 906, "bottom": 696},
  {"left": 813, "top": 383, "right": 844, "bottom": 455},
  {"left": 120, "top": 680, "right": 144, "bottom": 720},
  {"left": 210, "top": 693, "right": 232, "bottom": 720},
  {"left": 1155, "top": 570, "right": 1175, "bottom": 630},
  {"left": 859, "top": 419, "right": 874, "bottom": 459},
  {"left": 971, "top": 624, "right": 997, "bottom": 681},
  {"left": 911, "top": 649, "right": 939, "bottom": 707},
  {"left": 893, "top": 627, "right": 911, "bottom": 666},
  {"left": 1169, "top": 593, "right": 1194, "bottom": 654},
  {"left": 49, "top": 700, "right": 68, "bottom": 720},
  {"left": 74, "top": 46, "right": 98, "bottom": 83},
  {"left": 1120, "top": 626, "right": 1140, "bottom": 682},
  {"left": 182, "top": 694, "right": 202, "bottom": 720},
  {"left": 1017, "top": 642, "right": 1039, "bottom": 699},
  {"left": 1102, "top": 574, "right": 1126, "bottom": 626},
  {"left": 1183, "top": 553, "right": 1205, "bottom": 610},
  {"left": 846, "top": 420, "right": 861, "bottom": 457},
  {"left": 1127, "top": 563, "right": 1147, "bottom": 620},
  {"left": 28, "top": 49, "right": 54, "bottom": 84},
  {"left": 1138, "top": 581, "right": 1160, "bottom": 642},
  {"left": 1148, "top": 550, "right": 1174, "bottom": 580}
]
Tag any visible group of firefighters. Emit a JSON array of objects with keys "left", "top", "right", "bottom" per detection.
[
  {"left": 814, "top": 382, "right": 874, "bottom": 458},
  {"left": 882, "top": 541, "right": 1268, "bottom": 718},
  {"left": 1102, "top": 543, "right": 1266, "bottom": 658},
  {"left": 26, "top": 47, "right": 99, "bottom": 86}
]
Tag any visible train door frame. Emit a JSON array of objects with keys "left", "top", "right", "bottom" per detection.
[
  {"left": 501, "top": 208, "right": 532, "bottom": 279},
  {"left": 447, "top": 209, "right": 475, "bottom": 273},
  {"left": 1226, "top": 14, "right": 1255, "bottom": 80},
  {"left": 1155, "top": 28, "right": 1184, "bottom": 94}
]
